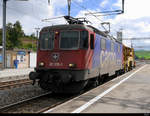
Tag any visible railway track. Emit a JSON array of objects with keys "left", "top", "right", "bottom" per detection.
[
  {"left": 0, "top": 75, "right": 116, "bottom": 113},
  {"left": 0, "top": 78, "right": 78, "bottom": 113},
  {"left": 0, "top": 82, "right": 96, "bottom": 113},
  {"left": 0, "top": 92, "right": 52, "bottom": 113},
  {"left": 0, "top": 64, "right": 143, "bottom": 113},
  {"left": 0, "top": 90, "right": 83, "bottom": 113},
  {"left": 0, "top": 79, "right": 33, "bottom": 90}
]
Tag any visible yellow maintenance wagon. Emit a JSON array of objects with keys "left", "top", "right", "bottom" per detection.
[{"left": 123, "top": 45, "right": 135, "bottom": 72}]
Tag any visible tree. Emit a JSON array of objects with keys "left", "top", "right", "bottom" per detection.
[
  {"left": 0, "top": 21, "right": 37, "bottom": 51},
  {"left": 0, "top": 26, "right": 10, "bottom": 47},
  {"left": 6, "top": 21, "right": 24, "bottom": 49}
]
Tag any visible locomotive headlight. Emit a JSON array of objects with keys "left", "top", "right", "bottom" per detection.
[
  {"left": 55, "top": 31, "right": 59, "bottom": 34},
  {"left": 39, "top": 62, "right": 45, "bottom": 67},
  {"left": 69, "top": 63, "right": 76, "bottom": 68}
]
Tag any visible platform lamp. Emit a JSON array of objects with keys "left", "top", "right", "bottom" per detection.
[{"left": 2, "top": 0, "right": 28, "bottom": 69}]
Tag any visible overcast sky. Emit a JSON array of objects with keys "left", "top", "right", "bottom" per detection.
[{"left": 0, "top": 0, "right": 150, "bottom": 50}]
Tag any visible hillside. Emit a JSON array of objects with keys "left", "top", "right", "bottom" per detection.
[
  {"left": 135, "top": 51, "right": 150, "bottom": 60},
  {"left": 19, "top": 37, "right": 38, "bottom": 51}
]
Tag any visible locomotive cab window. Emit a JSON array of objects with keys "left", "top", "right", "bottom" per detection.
[
  {"left": 90, "top": 34, "right": 94, "bottom": 49},
  {"left": 40, "top": 32, "right": 54, "bottom": 50},
  {"left": 101, "top": 38, "right": 106, "bottom": 50},
  {"left": 60, "top": 31, "right": 79, "bottom": 50},
  {"left": 80, "top": 31, "right": 89, "bottom": 49}
]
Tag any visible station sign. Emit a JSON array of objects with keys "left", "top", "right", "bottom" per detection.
[{"left": 17, "top": 51, "right": 26, "bottom": 56}]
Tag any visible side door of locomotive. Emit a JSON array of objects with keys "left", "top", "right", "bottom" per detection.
[{"left": 86, "top": 31, "right": 100, "bottom": 78}]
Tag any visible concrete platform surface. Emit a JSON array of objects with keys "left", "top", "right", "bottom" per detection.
[
  {"left": 44, "top": 64, "right": 150, "bottom": 113},
  {"left": 0, "top": 68, "right": 34, "bottom": 82}
]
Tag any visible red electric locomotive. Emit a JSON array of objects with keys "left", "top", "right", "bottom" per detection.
[{"left": 29, "top": 16, "right": 123, "bottom": 93}]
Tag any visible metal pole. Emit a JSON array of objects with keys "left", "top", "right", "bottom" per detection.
[
  {"left": 36, "top": 29, "right": 39, "bottom": 39},
  {"left": 2, "top": 0, "right": 7, "bottom": 69},
  {"left": 32, "top": 36, "right": 33, "bottom": 49},
  {"left": 35, "top": 28, "right": 40, "bottom": 50},
  {"left": 68, "top": 0, "right": 71, "bottom": 16},
  {"left": 122, "top": 0, "right": 124, "bottom": 13}
]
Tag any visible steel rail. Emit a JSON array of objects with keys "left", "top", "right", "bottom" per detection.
[
  {"left": 0, "top": 79, "right": 33, "bottom": 90},
  {"left": 37, "top": 93, "right": 83, "bottom": 113},
  {"left": 0, "top": 92, "right": 52, "bottom": 112}
]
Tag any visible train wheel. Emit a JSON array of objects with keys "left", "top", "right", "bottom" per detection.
[
  {"left": 98, "top": 76, "right": 104, "bottom": 85},
  {"left": 88, "top": 77, "right": 100, "bottom": 88},
  {"left": 54, "top": 80, "right": 88, "bottom": 94},
  {"left": 117, "top": 70, "right": 121, "bottom": 76},
  {"left": 93, "top": 77, "right": 99, "bottom": 87},
  {"left": 38, "top": 72, "right": 53, "bottom": 91},
  {"left": 130, "top": 66, "right": 133, "bottom": 70},
  {"left": 116, "top": 71, "right": 119, "bottom": 77},
  {"left": 122, "top": 69, "right": 125, "bottom": 74},
  {"left": 125, "top": 65, "right": 128, "bottom": 72},
  {"left": 38, "top": 79, "right": 51, "bottom": 91}
]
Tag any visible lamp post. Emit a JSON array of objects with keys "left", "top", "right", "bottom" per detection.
[{"left": 2, "top": 0, "right": 7, "bottom": 69}]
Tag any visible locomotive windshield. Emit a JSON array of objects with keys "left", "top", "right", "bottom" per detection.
[
  {"left": 40, "top": 32, "right": 54, "bottom": 50},
  {"left": 60, "top": 30, "right": 89, "bottom": 50},
  {"left": 60, "top": 31, "right": 79, "bottom": 49}
]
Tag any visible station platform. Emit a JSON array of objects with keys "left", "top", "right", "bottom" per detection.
[
  {"left": 0, "top": 68, "right": 34, "bottom": 82},
  {"left": 44, "top": 64, "right": 150, "bottom": 113}
]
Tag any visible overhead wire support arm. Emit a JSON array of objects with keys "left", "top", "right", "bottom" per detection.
[
  {"left": 95, "top": 12, "right": 122, "bottom": 17},
  {"left": 85, "top": 10, "right": 122, "bottom": 16},
  {"left": 85, "top": 0, "right": 125, "bottom": 16}
]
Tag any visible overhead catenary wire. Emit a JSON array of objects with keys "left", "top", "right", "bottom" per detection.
[
  {"left": 77, "top": 0, "right": 125, "bottom": 37},
  {"left": 70, "top": 0, "right": 125, "bottom": 34},
  {"left": 0, "top": 0, "right": 123, "bottom": 36},
  {"left": 71, "top": 0, "right": 104, "bottom": 24}
]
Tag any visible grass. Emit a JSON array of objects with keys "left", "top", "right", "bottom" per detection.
[{"left": 135, "top": 51, "right": 150, "bottom": 60}]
